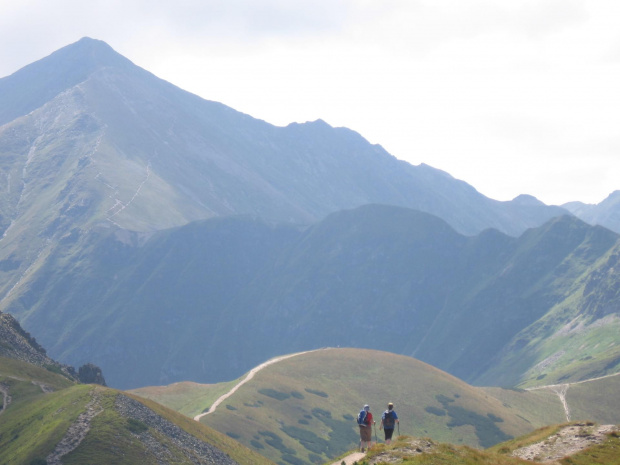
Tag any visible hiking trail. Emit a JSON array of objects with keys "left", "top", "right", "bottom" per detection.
[
  {"left": 526, "top": 371, "right": 620, "bottom": 422},
  {"left": 194, "top": 349, "right": 326, "bottom": 422}
]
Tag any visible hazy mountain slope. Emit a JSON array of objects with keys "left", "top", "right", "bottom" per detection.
[
  {"left": 8, "top": 216, "right": 299, "bottom": 388},
  {"left": 477, "top": 235, "right": 620, "bottom": 387},
  {"left": 0, "top": 37, "right": 572, "bottom": 309},
  {"left": 5, "top": 204, "right": 618, "bottom": 389},
  {"left": 563, "top": 190, "right": 620, "bottom": 234},
  {"left": 208, "top": 207, "right": 619, "bottom": 385}
]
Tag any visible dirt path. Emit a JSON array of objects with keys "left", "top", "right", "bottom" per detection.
[
  {"left": 526, "top": 371, "right": 620, "bottom": 422},
  {"left": 194, "top": 349, "right": 325, "bottom": 422},
  {"left": 0, "top": 383, "right": 11, "bottom": 415},
  {"left": 512, "top": 423, "right": 618, "bottom": 463},
  {"left": 330, "top": 451, "right": 366, "bottom": 465},
  {"left": 46, "top": 388, "right": 104, "bottom": 465}
]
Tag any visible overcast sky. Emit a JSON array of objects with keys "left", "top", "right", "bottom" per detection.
[{"left": 1, "top": 0, "right": 619, "bottom": 205}]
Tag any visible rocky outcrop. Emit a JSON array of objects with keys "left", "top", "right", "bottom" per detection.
[
  {"left": 78, "top": 363, "right": 107, "bottom": 386},
  {"left": 0, "top": 311, "right": 52, "bottom": 366},
  {"left": 115, "top": 394, "right": 239, "bottom": 464}
]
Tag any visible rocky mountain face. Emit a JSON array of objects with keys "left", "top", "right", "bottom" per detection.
[{"left": 0, "top": 311, "right": 51, "bottom": 366}]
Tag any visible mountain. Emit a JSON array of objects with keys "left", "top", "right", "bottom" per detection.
[
  {"left": 0, "top": 37, "right": 571, "bottom": 309},
  {"left": 5, "top": 203, "right": 619, "bottom": 389},
  {"left": 0, "top": 315, "right": 274, "bottom": 465},
  {"left": 563, "top": 190, "right": 620, "bottom": 234}
]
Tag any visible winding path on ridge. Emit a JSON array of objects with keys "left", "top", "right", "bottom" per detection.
[{"left": 193, "top": 349, "right": 327, "bottom": 422}]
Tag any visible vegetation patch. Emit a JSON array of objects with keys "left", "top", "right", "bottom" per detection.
[
  {"left": 290, "top": 391, "right": 304, "bottom": 399},
  {"left": 304, "top": 388, "right": 328, "bottom": 398},
  {"left": 281, "top": 454, "right": 305, "bottom": 465},
  {"left": 298, "top": 418, "right": 309, "bottom": 425},
  {"left": 125, "top": 418, "right": 148, "bottom": 434},
  {"left": 281, "top": 425, "right": 329, "bottom": 455},
  {"left": 437, "top": 394, "right": 512, "bottom": 447},
  {"left": 258, "top": 388, "right": 291, "bottom": 401},
  {"left": 225, "top": 404, "right": 237, "bottom": 410},
  {"left": 250, "top": 439, "right": 264, "bottom": 449},
  {"left": 311, "top": 408, "right": 358, "bottom": 458},
  {"left": 258, "top": 431, "right": 297, "bottom": 455},
  {"left": 226, "top": 432, "right": 240, "bottom": 439},
  {"left": 342, "top": 414, "right": 354, "bottom": 421},
  {"left": 425, "top": 406, "right": 447, "bottom": 416}
]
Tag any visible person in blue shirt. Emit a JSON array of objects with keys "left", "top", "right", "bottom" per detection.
[{"left": 379, "top": 402, "right": 399, "bottom": 444}]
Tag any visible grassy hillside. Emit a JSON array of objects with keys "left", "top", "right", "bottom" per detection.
[
  {"left": 358, "top": 422, "right": 620, "bottom": 464},
  {"left": 130, "top": 379, "right": 240, "bottom": 417},
  {"left": 0, "top": 356, "right": 273, "bottom": 465},
  {"left": 138, "top": 348, "right": 559, "bottom": 465}
]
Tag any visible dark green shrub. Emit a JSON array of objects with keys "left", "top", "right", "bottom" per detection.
[
  {"left": 250, "top": 439, "right": 264, "bottom": 449},
  {"left": 226, "top": 432, "right": 240, "bottom": 439},
  {"left": 305, "top": 388, "right": 328, "bottom": 398},
  {"left": 425, "top": 406, "right": 446, "bottom": 416},
  {"left": 258, "top": 388, "right": 291, "bottom": 401},
  {"left": 342, "top": 414, "right": 354, "bottom": 421},
  {"left": 126, "top": 418, "right": 148, "bottom": 434},
  {"left": 281, "top": 454, "right": 305, "bottom": 465},
  {"left": 225, "top": 404, "right": 237, "bottom": 410},
  {"left": 298, "top": 418, "right": 309, "bottom": 425},
  {"left": 290, "top": 391, "right": 305, "bottom": 399},
  {"left": 282, "top": 425, "right": 329, "bottom": 454}
]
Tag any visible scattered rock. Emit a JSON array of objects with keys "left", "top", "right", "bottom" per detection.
[{"left": 512, "top": 423, "right": 619, "bottom": 463}]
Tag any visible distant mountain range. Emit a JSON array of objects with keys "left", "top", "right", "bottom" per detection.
[
  {"left": 4, "top": 204, "right": 619, "bottom": 390},
  {"left": 1, "top": 38, "right": 619, "bottom": 391}
]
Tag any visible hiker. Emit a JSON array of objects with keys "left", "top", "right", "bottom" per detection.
[
  {"left": 379, "top": 402, "right": 399, "bottom": 444},
  {"left": 357, "top": 404, "right": 375, "bottom": 451}
]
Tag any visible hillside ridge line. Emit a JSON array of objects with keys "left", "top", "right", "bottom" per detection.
[{"left": 194, "top": 348, "right": 327, "bottom": 422}]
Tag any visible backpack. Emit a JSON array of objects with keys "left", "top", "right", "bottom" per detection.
[
  {"left": 383, "top": 410, "right": 395, "bottom": 428},
  {"left": 357, "top": 409, "right": 367, "bottom": 426}
]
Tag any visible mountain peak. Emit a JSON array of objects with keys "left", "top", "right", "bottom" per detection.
[
  {"left": 0, "top": 37, "right": 134, "bottom": 125},
  {"left": 510, "top": 194, "right": 545, "bottom": 206}
]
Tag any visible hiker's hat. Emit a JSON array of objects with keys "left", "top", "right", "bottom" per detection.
[
  {"left": 388, "top": 402, "right": 393, "bottom": 407},
  {"left": 364, "top": 404, "right": 369, "bottom": 410}
]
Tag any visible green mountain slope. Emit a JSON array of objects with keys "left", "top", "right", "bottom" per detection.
[
  {"left": 5, "top": 205, "right": 619, "bottom": 389},
  {"left": 0, "top": 357, "right": 273, "bottom": 465}
]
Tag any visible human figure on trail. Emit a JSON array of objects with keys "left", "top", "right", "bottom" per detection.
[
  {"left": 379, "top": 402, "right": 399, "bottom": 444},
  {"left": 357, "top": 404, "right": 374, "bottom": 451}
]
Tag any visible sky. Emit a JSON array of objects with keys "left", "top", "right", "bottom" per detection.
[{"left": 1, "top": 0, "right": 619, "bottom": 206}]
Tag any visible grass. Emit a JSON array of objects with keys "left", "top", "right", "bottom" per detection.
[
  {"left": 0, "top": 384, "right": 93, "bottom": 465},
  {"left": 558, "top": 431, "right": 620, "bottom": 465},
  {"left": 181, "top": 348, "right": 540, "bottom": 463},
  {"left": 128, "top": 378, "right": 239, "bottom": 417}
]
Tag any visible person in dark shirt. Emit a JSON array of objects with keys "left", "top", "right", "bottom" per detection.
[{"left": 379, "top": 402, "right": 399, "bottom": 444}]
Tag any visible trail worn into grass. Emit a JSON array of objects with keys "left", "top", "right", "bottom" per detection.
[
  {"left": 526, "top": 371, "right": 620, "bottom": 422},
  {"left": 0, "top": 383, "right": 10, "bottom": 414},
  {"left": 331, "top": 451, "right": 366, "bottom": 465},
  {"left": 46, "top": 388, "right": 103, "bottom": 465},
  {"left": 194, "top": 349, "right": 324, "bottom": 422},
  {"left": 511, "top": 423, "right": 618, "bottom": 463}
]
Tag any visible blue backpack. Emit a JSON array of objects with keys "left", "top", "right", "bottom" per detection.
[{"left": 357, "top": 409, "right": 367, "bottom": 425}]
